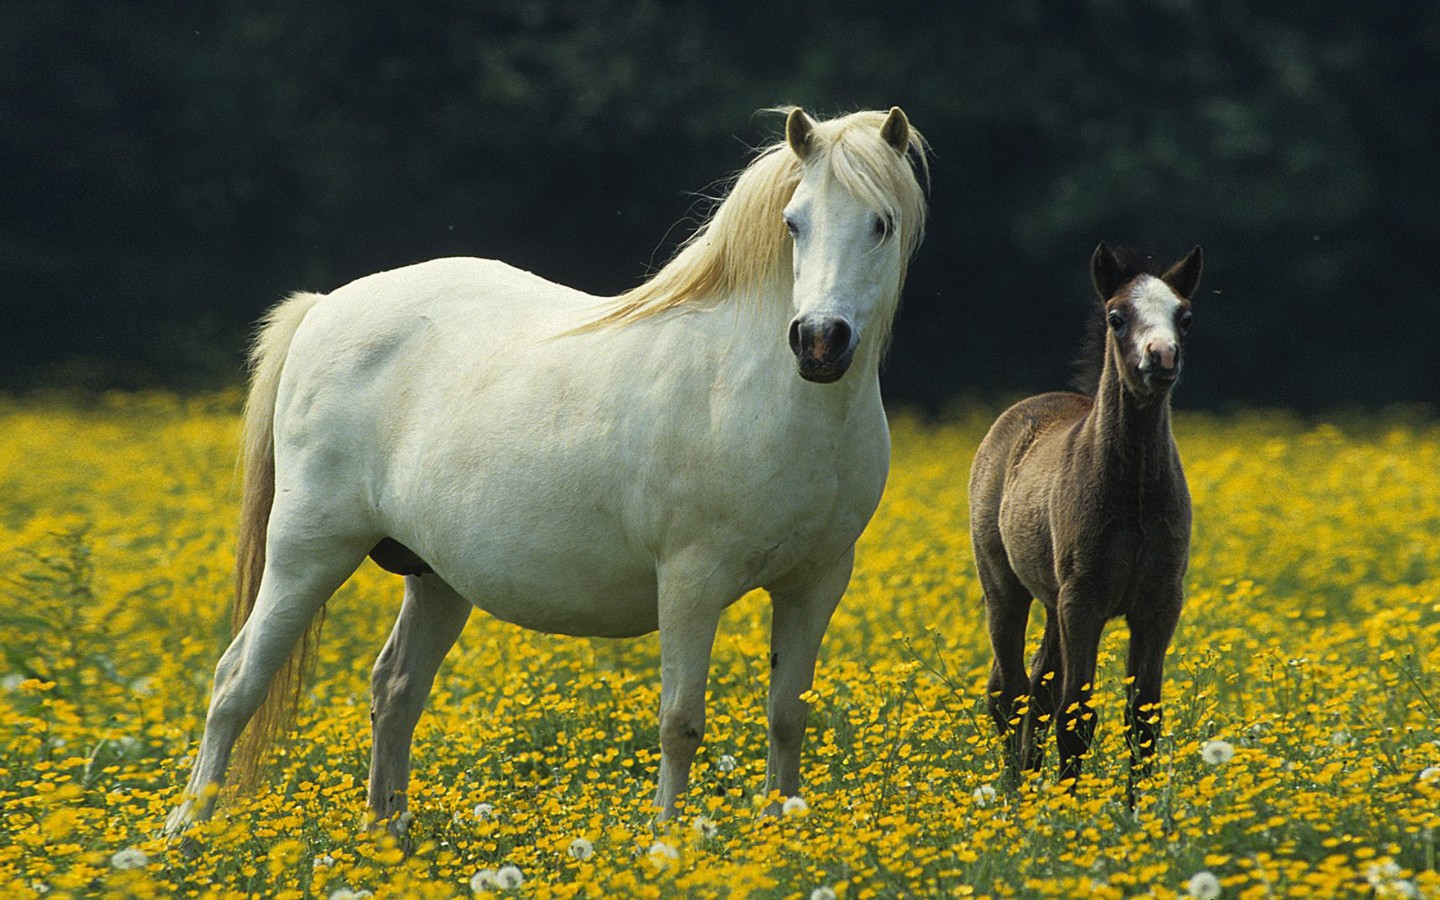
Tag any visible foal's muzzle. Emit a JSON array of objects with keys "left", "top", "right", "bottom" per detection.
[{"left": 788, "top": 315, "right": 857, "bottom": 383}]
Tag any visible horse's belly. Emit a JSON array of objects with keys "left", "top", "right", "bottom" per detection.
[{"left": 440, "top": 549, "right": 661, "bottom": 638}]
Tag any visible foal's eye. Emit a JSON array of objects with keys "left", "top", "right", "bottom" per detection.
[
  {"left": 1178, "top": 310, "right": 1194, "bottom": 333},
  {"left": 1107, "top": 311, "right": 1127, "bottom": 334},
  {"left": 873, "top": 215, "right": 893, "bottom": 239}
]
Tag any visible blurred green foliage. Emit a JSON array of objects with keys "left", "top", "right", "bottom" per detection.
[{"left": 3, "top": 1, "right": 1436, "bottom": 410}]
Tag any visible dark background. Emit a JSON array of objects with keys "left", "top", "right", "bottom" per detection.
[{"left": 5, "top": 1, "right": 1437, "bottom": 412}]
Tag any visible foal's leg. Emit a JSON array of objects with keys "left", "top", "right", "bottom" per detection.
[
  {"left": 652, "top": 559, "right": 728, "bottom": 818},
  {"left": 1021, "top": 612, "right": 1062, "bottom": 772},
  {"left": 1124, "top": 598, "right": 1180, "bottom": 806},
  {"left": 1055, "top": 587, "right": 1107, "bottom": 785},
  {"left": 164, "top": 529, "right": 369, "bottom": 837},
  {"left": 765, "top": 547, "right": 852, "bottom": 805},
  {"left": 978, "top": 559, "right": 1032, "bottom": 776},
  {"left": 368, "top": 574, "right": 472, "bottom": 831}
]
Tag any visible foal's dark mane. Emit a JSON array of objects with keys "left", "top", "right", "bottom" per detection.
[{"left": 1070, "top": 247, "right": 1170, "bottom": 396}]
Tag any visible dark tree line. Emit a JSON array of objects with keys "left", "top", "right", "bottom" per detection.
[{"left": 4, "top": 1, "right": 1437, "bottom": 411}]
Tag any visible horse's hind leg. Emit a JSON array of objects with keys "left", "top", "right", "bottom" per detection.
[
  {"left": 368, "top": 574, "right": 471, "bottom": 831},
  {"left": 1021, "top": 611, "right": 1062, "bottom": 772},
  {"left": 164, "top": 527, "right": 370, "bottom": 838},
  {"left": 978, "top": 558, "right": 1032, "bottom": 777}
]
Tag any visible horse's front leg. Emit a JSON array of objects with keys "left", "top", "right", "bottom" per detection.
[
  {"left": 764, "top": 546, "right": 853, "bottom": 807},
  {"left": 1056, "top": 585, "right": 1107, "bottom": 785},
  {"left": 368, "top": 574, "right": 471, "bottom": 833},
  {"left": 653, "top": 559, "right": 727, "bottom": 819},
  {"left": 1123, "top": 592, "right": 1181, "bottom": 807}
]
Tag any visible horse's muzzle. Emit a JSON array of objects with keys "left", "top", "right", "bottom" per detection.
[{"left": 789, "top": 315, "right": 857, "bottom": 383}]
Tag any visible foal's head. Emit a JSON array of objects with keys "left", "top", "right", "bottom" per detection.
[{"left": 1090, "top": 243, "right": 1203, "bottom": 402}]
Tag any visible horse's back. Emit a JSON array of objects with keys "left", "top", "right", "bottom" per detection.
[{"left": 968, "top": 392, "right": 1090, "bottom": 585}]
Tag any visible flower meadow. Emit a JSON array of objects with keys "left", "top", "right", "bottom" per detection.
[{"left": 1, "top": 393, "right": 1438, "bottom": 899}]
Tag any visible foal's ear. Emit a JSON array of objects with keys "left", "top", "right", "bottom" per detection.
[
  {"left": 786, "top": 108, "right": 818, "bottom": 160},
  {"left": 1091, "top": 242, "right": 1126, "bottom": 300},
  {"left": 1162, "top": 246, "right": 1204, "bottom": 299},
  {"left": 880, "top": 106, "right": 910, "bottom": 153}
]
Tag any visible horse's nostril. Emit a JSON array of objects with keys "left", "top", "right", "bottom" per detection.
[
  {"left": 787, "top": 320, "right": 803, "bottom": 356},
  {"left": 828, "top": 319, "right": 852, "bottom": 353}
]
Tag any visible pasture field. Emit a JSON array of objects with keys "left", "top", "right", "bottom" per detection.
[{"left": 0, "top": 393, "right": 1437, "bottom": 899}]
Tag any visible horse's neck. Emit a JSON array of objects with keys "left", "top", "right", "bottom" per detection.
[{"left": 1083, "top": 360, "right": 1176, "bottom": 482}]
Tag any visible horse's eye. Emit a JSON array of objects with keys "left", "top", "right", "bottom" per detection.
[
  {"left": 873, "top": 215, "right": 892, "bottom": 239},
  {"left": 1178, "top": 310, "right": 1193, "bottom": 333},
  {"left": 784, "top": 215, "right": 799, "bottom": 236},
  {"left": 1107, "top": 311, "right": 1127, "bottom": 334}
]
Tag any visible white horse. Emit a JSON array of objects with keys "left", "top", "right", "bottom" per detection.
[{"left": 164, "top": 106, "right": 928, "bottom": 837}]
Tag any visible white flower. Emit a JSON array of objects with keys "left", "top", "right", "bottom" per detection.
[
  {"left": 1186, "top": 869, "right": 1221, "bottom": 899},
  {"left": 647, "top": 840, "right": 680, "bottom": 868},
  {"left": 781, "top": 795, "right": 810, "bottom": 816},
  {"left": 313, "top": 853, "right": 336, "bottom": 868},
  {"left": 1, "top": 673, "right": 26, "bottom": 692},
  {"left": 692, "top": 815, "right": 718, "bottom": 838},
  {"left": 1331, "top": 730, "right": 1352, "bottom": 747},
  {"left": 567, "top": 837, "right": 594, "bottom": 861},
  {"left": 1419, "top": 765, "right": 1440, "bottom": 783},
  {"left": 328, "top": 890, "right": 373, "bottom": 900},
  {"left": 109, "top": 847, "right": 149, "bottom": 870},
  {"left": 716, "top": 754, "right": 737, "bottom": 773},
  {"left": 472, "top": 802, "right": 496, "bottom": 821},
  {"left": 1366, "top": 860, "right": 1401, "bottom": 885},
  {"left": 1200, "top": 739, "right": 1235, "bottom": 765},
  {"left": 495, "top": 865, "right": 524, "bottom": 889},
  {"left": 973, "top": 783, "right": 997, "bottom": 805},
  {"left": 811, "top": 887, "right": 838, "bottom": 900},
  {"left": 469, "top": 869, "right": 499, "bottom": 892}
]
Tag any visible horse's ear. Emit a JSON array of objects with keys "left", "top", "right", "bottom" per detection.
[
  {"left": 1162, "top": 245, "right": 1204, "bottom": 299},
  {"left": 880, "top": 106, "right": 910, "bottom": 153},
  {"left": 1091, "top": 242, "right": 1125, "bottom": 300},
  {"left": 786, "top": 108, "right": 817, "bottom": 160}
]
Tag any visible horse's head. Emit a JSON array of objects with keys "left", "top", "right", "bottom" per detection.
[
  {"left": 782, "top": 107, "right": 926, "bottom": 383},
  {"left": 1091, "top": 243, "right": 1203, "bottom": 401}
]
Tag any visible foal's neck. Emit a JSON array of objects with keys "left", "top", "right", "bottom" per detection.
[{"left": 1085, "top": 359, "right": 1176, "bottom": 478}]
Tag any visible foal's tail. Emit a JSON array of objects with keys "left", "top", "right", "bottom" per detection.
[{"left": 229, "top": 291, "right": 325, "bottom": 786}]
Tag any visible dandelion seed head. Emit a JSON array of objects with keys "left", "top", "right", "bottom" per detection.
[
  {"left": 109, "top": 847, "right": 148, "bottom": 870},
  {"left": 782, "top": 795, "right": 809, "bottom": 815},
  {"left": 716, "top": 754, "right": 737, "bottom": 773},
  {"left": 810, "top": 887, "right": 838, "bottom": 900},
  {"left": 495, "top": 865, "right": 524, "bottom": 889},
  {"left": 568, "top": 837, "right": 594, "bottom": 860},
  {"left": 692, "top": 815, "right": 718, "bottom": 838},
  {"left": 473, "top": 802, "right": 496, "bottom": 821},
  {"left": 1186, "top": 869, "right": 1221, "bottom": 899},
  {"left": 1200, "top": 739, "right": 1235, "bottom": 765}
]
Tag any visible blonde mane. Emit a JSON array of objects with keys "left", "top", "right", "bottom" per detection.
[{"left": 582, "top": 108, "right": 929, "bottom": 330}]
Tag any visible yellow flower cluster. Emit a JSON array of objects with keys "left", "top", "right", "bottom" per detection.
[{"left": 0, "top": 394, "right": 1436, "bottom": 898}]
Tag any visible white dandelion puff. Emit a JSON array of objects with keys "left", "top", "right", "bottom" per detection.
[
  {"left": 567, "top": 837, "right": 594, "bottom": 861},
  {"left": 472, "top": 802, "right": 496, "bottom": 822},
  {"left": 810, "top": 887, "right": 838, "bottom": 900},
  {"left": 1419, "top": 765, "right": 1440, "bottom": 784},
  {"left": 648, "top": 840, "right": 680, "bottom": 867},
  {"left": 469, "top": 869, "right": 499, "bottom": 892},
  {"left": 495, "top": 865, "right": 524, "bottom": 890},
  {"left": 692, "top": 815, "right": 718, "bottom": 838},
  {"left": 1186, "top": 869, "right": 1221, "bottom": 899},
  {"left": 972, "top": 783, "right": 997, "bottom": 805},
  {"left": 781, "top": 795, "right": 810, "bottom": 816},
  {"left": 329, "top": 890, "right": 373, "bottom": 900},
  {"left": 2, "top": 673, "right": 27, "bottom": 692},
  {"left": 109, "top": 847, "right": 149, "bottom": 870},
  {"left": 1331, "top": 730, "right": 1352, "bottom": 747},
  {"left": 716, "top": 754, "right": 737, "bottom": 773},
  {"left": 1200, "top": 739, "right": 1235, "bottom": 765},
  {"left": 313, "top": 853, "right": 336, "bottom": 868}
]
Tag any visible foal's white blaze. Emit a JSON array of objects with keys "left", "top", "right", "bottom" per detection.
[{"left": 1128, "top": 275, "right": 1184, "bottom": 371}]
